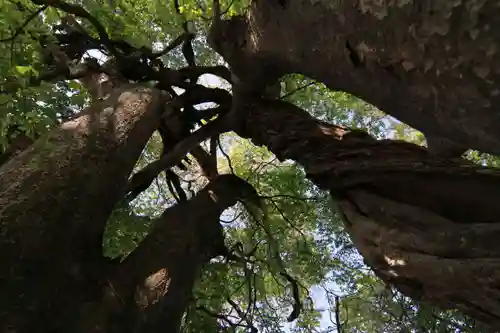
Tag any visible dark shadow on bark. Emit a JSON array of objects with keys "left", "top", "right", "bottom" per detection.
[
  {"left": 0, "top": 85, "right": 166, "bottom": 332},
  {"left": 210, "top": 0, "right": 500, "bottom": 155},
  {"left": 231, "top": 96, "right": 500, "bottom": 328},
  {"left": 72, "top": 174, "right": 257, "bottom": 333}
]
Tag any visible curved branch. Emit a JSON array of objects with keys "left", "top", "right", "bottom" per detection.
[
  {"left": 31, "top": 0, "right": 119, "bottom": 56},
  {"left": 126, "top": 115, "right": 230, "bottom": 201},
  {"left": 0, "top": 4, "right": 48, "bottom": 42},
  {"left": 172, "top": 84, "right": 233, "bottom": 107},
  {"left": 280, "top": 271, "right": 302, "bottom": 322},
  {"left": 105, "top": 175, "right": 258, "bottom": 332}
]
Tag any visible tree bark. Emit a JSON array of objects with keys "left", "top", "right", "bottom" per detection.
[
  {"left": 107, "top": 175, "right": 253, "bottom": 333},
  {"left": 70, "top": 174, "right": 254, "bottom": 333},
  {"left": 0, "top": 85, "right": 166, "bottom": 332},
  {"left": 211, "top": 0, "right": 500, "bottom": 154},
  {"left": 231, "top": 97, "right": 500, "bottom": 328}
]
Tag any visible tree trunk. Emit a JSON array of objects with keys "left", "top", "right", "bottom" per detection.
[
  {"left": 0, "top": 85, "right": 165, "bottom": 332},
  {"left": 211, "top": 0, "right": 500, "bottom": 154},
  {"left": 231, "top": 97, "right": 500, "bottom": 328},
  {"left": 73, "top": 175, "right": 254, "bottom": 333}
]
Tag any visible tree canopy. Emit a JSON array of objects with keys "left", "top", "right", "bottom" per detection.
[{"left": 1, "top": 0, "right": 500, "bottom": 332}]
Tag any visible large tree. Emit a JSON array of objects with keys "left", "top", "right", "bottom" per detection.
[{"left": 1, "top": 0, "right": 500, "bottom": 332}]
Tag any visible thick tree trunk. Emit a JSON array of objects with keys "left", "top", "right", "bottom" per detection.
[
  {"left": 73, "top": 175, "right": 254, "bottom": 333},
  {"left": 0, "top": 85, "right": 165, "bottom": 332},
  {"left": 231, "top": 97, "right": 500, "bottom": 328},
  {"left": 211, "top": 0, "right": 500, "bottom": 154}
]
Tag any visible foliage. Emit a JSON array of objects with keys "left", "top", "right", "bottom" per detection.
[{"left": 0, "top": 0, "right": 497, "bottom": 332}]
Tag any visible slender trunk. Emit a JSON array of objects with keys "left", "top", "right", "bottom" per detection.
[
  {"left": 0, "top": 85, "right": 165, "bottom": 332},
  {"left": 71, "top": 175, "right": 254, "bottom": 333},
  {"left": 211, "top": 1, "right": 500, "bottom": 154},
  {"left": 232, "top": 97, "right": 500, "bottom": 328}
]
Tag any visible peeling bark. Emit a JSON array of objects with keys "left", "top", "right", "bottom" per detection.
[
  {"left": 232, "top": 97, "right": 500, "bottom": 328},
  {"left": 0, "top": 85, "right": 166, "bottom": 332},
  {"left": 211, "top": 0, "right": 500, "bottom": 154}
]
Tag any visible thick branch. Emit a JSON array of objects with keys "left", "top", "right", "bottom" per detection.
[
  {"left": 232, "top": 97, "right": 500, "bottom": 328},
  {"left": 127, "top": 115, "right": 229, "bottom": 199},
  {"left": 0, "top": 85, "right": 166, "bottom": 332},
  {"left": 31, "top": 0, "right": 118, "bottom": 56},
  {"left": 101, "top": 175, "right": 257, "bottom": 332},
  {"left": 213, "top": 1, "right": 500, "bottom": 154}
]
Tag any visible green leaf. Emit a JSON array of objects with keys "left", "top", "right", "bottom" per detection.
[{"left": 15, "top": 65, "right": 32, "bottom": 75}]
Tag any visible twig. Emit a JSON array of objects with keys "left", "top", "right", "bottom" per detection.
[
  {"left": 335, "top": 295, "right": 342, "bottom": 333},
  {"left": 220, "top": 211, "right": 242, "bottom": 224},
  {"left": 280, "top": 271, "right": 302, "bottom": 322},
  {"left": 280, "top": 81, "right": 318, "bottom": 100},
  {"left": 269, "top": 199, "right": 308, "bottom": 243},
  {"left": 227, "top": 298, "right": 258, "bottom": 332},
  {"left": 152, "top": 33, "right": 188, "bottom": 57},
  {"left": 31, "top": 0, "right": 119, "bottom": 57},
  {"left": 196, "top": 305, "right": 235, "bottom": 327},
  {"left": 0, "top": 4, "right": 48, "bottom": 42},
  {"left": 127, "top": 115, "right": 228, "bottom": 201},
  {"left": 218, "top": 136, "right": 234, "bottom": 174},
  {"left": 260, "top": 194, "right": 324, "bottom": 201},
  {"left": 221, "top": 0, "right": 236, "bottom": 15}
]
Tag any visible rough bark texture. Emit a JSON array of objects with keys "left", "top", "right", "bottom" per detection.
[
  {"left": 232, "top": 97, "right": 500, "bottom": 328},
  {"left": 0, "top": 132, "right": 35, "bottom": 167},
  {"left": 56, "top": 175, "right": 253, "bottom": 333},
  {"left": 211, "top": 0, "right": 500, "bottom": 154},
  {"left": 0, "top": 85, "right": 165, "bottom": 332},
  {"left": 103, "top": 175, "right": 255, "bottom": 333}
]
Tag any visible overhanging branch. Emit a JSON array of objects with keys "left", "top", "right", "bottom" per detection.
[
  {"left": 126, "top": 115, "right": 230, "bottom": 201},
  {"left": 31, "top": 0, "right": 119, "bottom": 57}
]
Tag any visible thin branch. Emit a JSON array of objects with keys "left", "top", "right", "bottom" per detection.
[
  {"left": 152, "top": 33, "right": 188, "bottom": 57},
  {"left": 280, "top": 271, "right": 302, "bottom": 322},
  {"left": 227, "top": 298, "right": 258, "bottom": 333},
  {"left": 196, "top": 305, "right": 235, "bottom": 327},
  {"left": 218, "top": 136, "right": 234, "bottom": 174},
  {"left": 127, "top": 115, "right": 229, "bottom": 201},
  {"left": 280, "top": 81, "right": 319, "bottom": 100},
  {"left": 210, "top": 134, "right": 218, "bottom": 167},
  {"left": 221, "top": 0, "right": 236, "bottom": 15},
  {"left": 269, "top": 199, "right": 308, "bottom": 243},
  {"left": 220, "top": 211, "right": 242, "bottom": 224},
  {"left": 335, "top": 295, "right": 342, "bottom": 333},
  {"left": 260, "top": 194, "right": 325, "bottom": 201},
  {"left": 31, "top": 0, "right": 119, "bottom": 57},
  {"left": 196, "top": 305, "right": 257, "bottom": 331},
  {"left": 0, "top": 4, "right": 48, "bottom": 42}
]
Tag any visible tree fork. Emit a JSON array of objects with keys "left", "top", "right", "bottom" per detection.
[
  {"left": 68, "top": 175, "right": 256, "bottom": 333},
  {"left": 232, "top": 97, "right": 500, "bottom": 328},
  {"left": 211, "top": 0, "right": 500, "bottom": 155},
  {"left": 0, "top": 85, "right": 166, "bottom": 332}
]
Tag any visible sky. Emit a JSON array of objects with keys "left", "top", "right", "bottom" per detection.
[
  {"left": 77, "top": 63, "right": 380, "bottom": 331},
  {"left": 83, "top": 54, "right": 368, "bottom": 331},
  {"left": 199, "top": 73, "right": 342, "bottom": 332}
]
